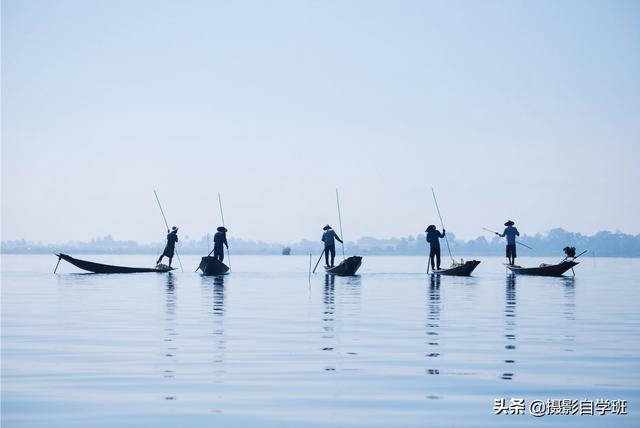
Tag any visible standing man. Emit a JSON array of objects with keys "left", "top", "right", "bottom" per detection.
[
  {"left": 213, "top": 226, "right": 229, "bottom": 262},
  {"left": 157, "top": 226, "right": 179, "bottom": 267},
  {"left": 497, "top": 220, "right": 520, "bottom": 266},
  {"left": 426, "top": 225, "right": 446, "bottom": 270},
  {"left": 322, "top": 224, "right": 343, "bottom": 268}
]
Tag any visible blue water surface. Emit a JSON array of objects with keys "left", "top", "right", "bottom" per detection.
[{"left": 2, "top": 254, "right": 639, "bottom": 427}]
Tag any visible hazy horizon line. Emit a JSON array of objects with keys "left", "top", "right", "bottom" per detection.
[
  {"left": 2, "top": 226, "right": 638, "bottom": 246},
  {"left": 3, "top": 227, "right": 639, "bottom": 258}
]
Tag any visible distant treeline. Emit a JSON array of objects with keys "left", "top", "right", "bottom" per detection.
[{"left": 2, "top": 228, "right": 639, "bottom": 257}]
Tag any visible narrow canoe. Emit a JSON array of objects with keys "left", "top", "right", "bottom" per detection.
[
  {"left": 431, "top": 260, "right": 481, "bottom": 277},
  {"left": 325, "top": 256, "right": 363, "bottom": 276},
  {"left": 56, "top": 253, "right": 175, "bottom": 274},
  {"left": 198, "top": 256, "right": 230, "bottom": 276},
  {"left": 505, "top": 261, "right": 578, "bottom": 277}
]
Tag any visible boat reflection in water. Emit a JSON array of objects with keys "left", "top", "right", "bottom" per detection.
[
  {"left": 201, "top": 274, "right": 226, "bottom": 378},
  {"left": 321, "top": 274, "right": 362, "bottom": 372},
  {"left": 341, "top": 275, "right": 362, "bottom": 316},
  {"left": 341, "top": 275, "right": 362, "bottom": 368}
]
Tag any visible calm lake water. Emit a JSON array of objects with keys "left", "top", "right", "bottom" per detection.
[{"left": 2, "top": 254, "right": 639, "bottom": 427}]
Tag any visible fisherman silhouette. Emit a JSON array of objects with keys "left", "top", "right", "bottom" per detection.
[
  {"left": 157, "top": 226, "right": 179, "bottom": 267},
  {"left": 426, "top": 225, "right": 446, "bottom": 270},
  {"left": 213, "top": 226, "right": 229, "bottom": 262},
  {"left": 321, "top": 225, "right": 343, "bottom": 267},
  {"left": 497, "top": 220, "right": 520, "bottom": 266}
]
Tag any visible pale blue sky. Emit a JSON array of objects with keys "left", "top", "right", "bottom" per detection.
[{"left": 2, "top": 0, "right": 639, "bottom": 244}]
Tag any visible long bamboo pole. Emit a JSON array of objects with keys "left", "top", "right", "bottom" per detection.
[
  {"left": 336, "top": 188, "right": 346, "bottom": 261},
  {"left": 218, "top": 192, "right": 231, "bottom": 270}
]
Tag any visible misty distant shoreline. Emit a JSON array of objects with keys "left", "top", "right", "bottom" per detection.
[{"left": 2, "top": 228, "right": 638, "bottom": 258}]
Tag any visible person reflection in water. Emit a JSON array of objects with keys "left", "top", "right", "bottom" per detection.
[
  {"left": 322, "top": 225, "right": 343, "bottom": 268},
  {"left": 213, "top": 275, "right": 225, "bottom": 316},
  {"left": 502, "top": 273, "right": 517, "bottom": 380},
  {"left": 213, "top": 226, "right": 229, "bottom": 262},
  {"left": 157, "top": 226, "right": 179, "bottom": 267},
  {"left": 426, "top": 225, "right": 445, "bottom": 270},
  {"left": 496, "top": 220, "right": 520, "bottom": 266}
]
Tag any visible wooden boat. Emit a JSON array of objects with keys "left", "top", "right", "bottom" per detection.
[
  {"left": 325, "top": 256, "right": 362, "bottom": 276},
  {"left": 431, "top": 260, "right": 480, "bottom": 277},
  {"left": 198, "top": 256, "right": 230, "bottom": 276},
  {"left": 505, "top": 260, "right": 578, "bottom": 277},
  {"left": 56, "top": 253, "right": 175, "bottom": 274}
]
